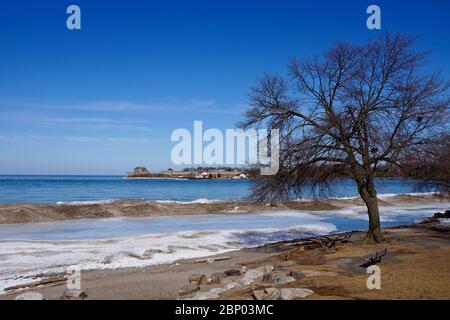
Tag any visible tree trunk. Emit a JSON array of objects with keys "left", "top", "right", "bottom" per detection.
[
  {"left": 363, "top": 194, "right": 383, "bottom": 243},
  {"left": 357, "top": 179, "right": 384, "bottom": 243}
]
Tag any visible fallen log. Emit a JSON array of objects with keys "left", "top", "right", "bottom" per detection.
[
  {"left": 313, "top": 232, "right": 353, "bottom": 250},
  {"left": 359, "top": 248, "right": 388, "bottom": 268},
  {"left": 194, "top": 256, "right": 231, "bottom": 264},
  {"left": 5, "top": 275, "right": 67, "bottom": 292},
  {"left": 279, "top": 231, "right": 354, "bottom": 249}
]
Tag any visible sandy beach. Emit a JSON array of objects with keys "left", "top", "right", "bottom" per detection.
[{"left": 1, "top": 219, "right": 449, "bottom": 300}]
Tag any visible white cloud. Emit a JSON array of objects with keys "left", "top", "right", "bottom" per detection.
[
  {"left": 1, "top": 98, "right": 218, "bottom": 113},
  {"left": 65, "top": 136, "right": 153, "bottom": 143},
  {"left": 27, "top": 134, "right": 55, "bottom": 140},
  {"left": 0, "top": 135, "right": 20, "bottom": 141},
  {"left": 0, "top": 135, "right": 153, "bottom": 144},
  {"left": 0, "top": 98, "right": 244, "bottom": 116},
  {"left": 42, "top": 117, "right": 154, "bottom": 132}
]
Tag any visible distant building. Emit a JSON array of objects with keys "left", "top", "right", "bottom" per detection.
[
  {"left": 126, "top": 166, "right": 252, "bottom": 180},
  {"left": 194, "top": 171, "right": 209, "bottom": 179},
  {"left": 133, "top": 167, "right": 149, "bottom": 174},
  {"left": 127, "top": 166, "right": 151, "bottom": 177},
  {"left": 232, "top": 173, "right": 247, "bottom": 179}
]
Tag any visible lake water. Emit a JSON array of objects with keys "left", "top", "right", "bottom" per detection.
[{"left": 0, "top": 175, "right": 422, "bottom": 204}]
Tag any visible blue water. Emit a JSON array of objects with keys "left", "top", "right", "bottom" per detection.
[{"left": 0, "top": 175, "right": 421, "bottom": 204}]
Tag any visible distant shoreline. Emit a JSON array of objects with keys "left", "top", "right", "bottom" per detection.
[{"left": 122, "top": 177, "right": 189, "bottom": 180}]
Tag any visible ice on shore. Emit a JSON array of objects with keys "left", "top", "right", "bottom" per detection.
[
  {"left": 0, "top": 201, "right": 448, "bottom": 293},
  {"left": 0, "top": 220, "right": 336, "bottom": 293}
]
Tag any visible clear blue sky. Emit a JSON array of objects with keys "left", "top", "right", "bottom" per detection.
[{"left": 0, "top": 0, "right": 449, "bottom": 174}]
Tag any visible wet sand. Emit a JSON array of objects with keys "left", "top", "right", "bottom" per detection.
[
  {"left": 0, "top": 193, "right": 445, "bottom": 224},
  {"left": 1, "top": 220, "right": 449, "bottom": 300}
]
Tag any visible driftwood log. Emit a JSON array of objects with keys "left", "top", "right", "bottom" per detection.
[
  {"left": 310, "top": 232, "right": 353, "bottom": 250},
  {"left": 359, "top": 248, "right": 388, "bottom": 268},
  {"left": 194, "top": 256, "right": 231, "bottom": 264},
  {"left": 4, "top": 275, "right": 67, "bottom": 292},
  {"left": 273, "top": 231, "right": 354, "bottom": 253}
]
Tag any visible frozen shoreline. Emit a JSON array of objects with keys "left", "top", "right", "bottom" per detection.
[
  {"left": 2, "top": 222, "right": 449, "bottom": 300},
  {"left": 0, "top": 195, "right": 448, "bottom": 293},
  {"left": 0, "top": 192, "right": 446, "bottom": 225}
]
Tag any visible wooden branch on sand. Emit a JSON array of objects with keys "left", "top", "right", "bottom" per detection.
[
  {"left": 281, "top": 231, "right": 353, "bottom": 248},
  {"left": 4, "top": 275, "right": 67, "bottom": 292},
  {"left": 194, "top": 256, "right": 231, "bottom": 264},
  {"left": 312, "top": 232, "right": 353, "bottom": 250},
  {"left": 359, "top": 248, "right": 388, "bottom": 268}
]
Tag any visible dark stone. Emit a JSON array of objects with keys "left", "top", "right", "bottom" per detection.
[
  {"left": 224, "top": 268, "right": 242, "bottom": 276},
  {"left": 433, "top": 210, "right": 450, "bottom": 218}
]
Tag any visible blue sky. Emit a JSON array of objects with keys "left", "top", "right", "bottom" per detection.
[{"left": 0, "top": 0, "right": 449, "bottom": 174}]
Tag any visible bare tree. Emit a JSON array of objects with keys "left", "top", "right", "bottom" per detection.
[
  {"left": 402, "top": 133, "right": 450, "bottom": 196},
  {"left": 240, "top": 33, "right": 449, "bottom": 243}
]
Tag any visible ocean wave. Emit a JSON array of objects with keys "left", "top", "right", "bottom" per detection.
[
  {"left": 153, "top": 198, "right": 224, "bottom": 205},
  {"left": 292, "top": 191, "right": 438, "bottom": 202},
  {"left": 376, "top": 192, "right": 438, "bottom": 199},
  {"left": 56, "top": 199, "right": 117, "bottom": 206},
  {"left": 52, "top": 192, "right": 437, "bottom": 206}
]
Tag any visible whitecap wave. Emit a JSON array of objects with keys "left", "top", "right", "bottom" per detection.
[
  {"left": 56, "top": 199, "right": 117, "bottom": 206},
  {"left": 53, "top": 192, "right": 437, "bottom": 206},
  {"left": 293, "top": 191, "right": 438, "bottom": 202},
  {"left": 154, "top": 198, "right": 223, "bottom": 204}
]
